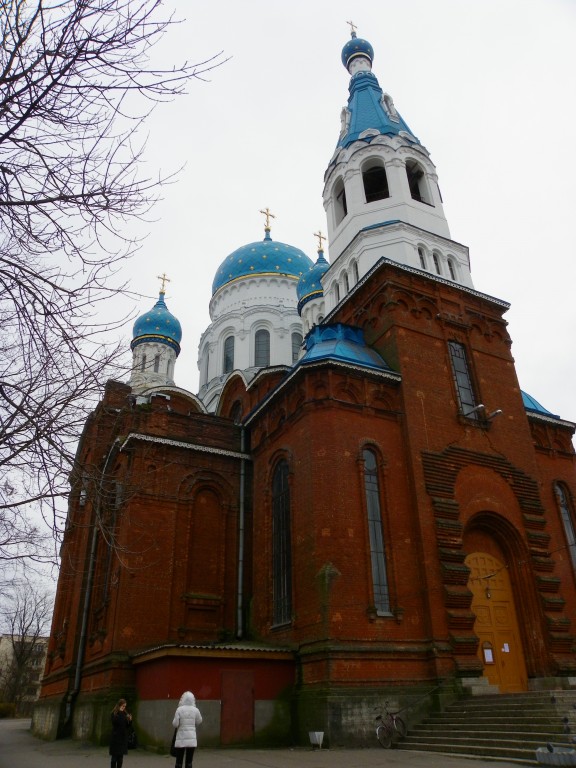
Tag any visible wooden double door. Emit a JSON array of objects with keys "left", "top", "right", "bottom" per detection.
[{"left": 466, "top": 552, "right": 528, "bottom": 693}]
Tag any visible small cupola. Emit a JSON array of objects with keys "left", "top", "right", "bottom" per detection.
[{"left": 129, "top": 275, "right": 182, "bottom": 394}]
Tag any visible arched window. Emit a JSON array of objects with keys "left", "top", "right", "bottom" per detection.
[
  {"left": 291, "top": 332, "right": 302, "bottom": 363},
  {"left": 255, "top": 329, "right": 270, "bottom": 367},
  {"left": 223, "top": 335, "right": 234, "bottom": 374},
  {"left": 362, "top": 162, "right": 390, "bottom": 203},
  {"left": 334, "top": 283, "right": 340, "bottom": 303},
  {"left": 363, "top": 448, "right": 390, "bottom": 613},
  {"left": 343, "top": 272, "right": 350, "bottom": 293},
  {"left": 447, "top": 257, "right": 456, "bottom": 280},
  {"left": 432, "top": 252, "right": 441, "bottom": 275},
  {"left": 272, "top": 460, "right": 292, "bottom": 625},
  {"left": 406, "top": 159, "right": 432, "bottom": 205},
  {"left": 334, "top": 178, "right": 347, "bottom": 224},
  {"left": 140, "top": 354, "right": 146, "bottom": 372},
  {"left": 555, "top": 483, "right": 576, "bottom": 569},
  {"left": 418, "top": 247, "right": 427, "bottom": 270},
  {"left": 153, "top": 354, "right": 160, "bottom": 373},
  {"left": 352, "top": 261, "right": 359, "bottom": 284}
]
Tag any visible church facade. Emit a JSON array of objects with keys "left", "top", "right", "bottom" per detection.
[{"left": 33, "top": 29, "right": 576, "bottom": 749}]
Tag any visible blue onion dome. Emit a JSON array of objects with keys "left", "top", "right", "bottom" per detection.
[
  {"left": 341, "top": 30, "right": 374, "bottom": 71},
  {"left": 298, "top": 324, "right": 392, "bottom": 372},
  {"left": 212, "top": 226, "right": 314, "bottom": 296},
  {"left": 131, "top": 291, "right": 182, "bottom": 355},
  {"left": 297, "top": 248, "right": 330, "bottom": 315}
]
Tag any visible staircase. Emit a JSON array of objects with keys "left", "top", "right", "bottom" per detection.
[{"left": 397, "top": 691, "right": 576, "bottom": 764}]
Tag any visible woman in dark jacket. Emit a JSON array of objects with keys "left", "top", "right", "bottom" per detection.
[{"left": 109, "top": 698, "right": 132, "bottom": 768}]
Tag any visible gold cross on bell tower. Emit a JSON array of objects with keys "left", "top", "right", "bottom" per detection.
[
  {"left": 157, "top": 272, "right": 170, "bottom": 294},
  {"left": 314, "top": 230, "right": 326, "bottom": 252},
  {"left": 259, "top": 207, "right": 276, "bottom": 231}
]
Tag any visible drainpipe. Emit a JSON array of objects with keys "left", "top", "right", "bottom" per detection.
[
  {"left": 65, "top": 440, "right": 119, "bottom": 728},
  {"left": 236, "top": 428, "right": 246, "bottom": 638}
]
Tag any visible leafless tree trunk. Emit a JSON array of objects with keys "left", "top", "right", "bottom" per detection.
[{"left": 0, "top": 0, "right": 225, "bottom": 566}]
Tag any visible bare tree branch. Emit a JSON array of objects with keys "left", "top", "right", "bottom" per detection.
[{"left": 0, "top": 0, "right": 226, "bottom": 566}]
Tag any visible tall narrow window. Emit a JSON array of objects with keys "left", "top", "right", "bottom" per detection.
[
  {"left": 352, "top": 261, "right": 359, "bottom": 284},
  {"left": 363, "top": 449, "right": 390, "bottom": 613},
  {"left": 255, "top": 329, "right": 270, "bottom": 367},
  {"left": 343, "top": 272, "right": 350, "bottom": 293},
  {"left": 223, "top": 335, "right": 234, "bottom": 374},
  {"left": 153, "top": 354, "right": 160, "bottom": 373},
  {"left": 363, "top": 163, "right": 389, "bottom": 202},
  {"left": 432, "top": 252, "right": 441, "bottom": 275},
  {"left": 555, "top": 484, "right": 576, "bottom": 570},
  {"left": 334, "top": 178, "right": 347, "bottom": 224},
  {"left": 334, "top": 283, "right": 340, "bottom": 303},
  {"left": 406, "top": 160, "right": 432, "bottom": 205},
  {"left": 140, "top": 354, "right": 147, "bottom": 372},
  {"left": 418, "top": 247, "right": 427, "bottom": 270},
  {"left": 448, "top": 340, "right": 478, "bottom": 417},
  {"left": 272, "top": 460, "right": 292, "bottom": 625},
  {"left": 447, "top": 257, "right": 456, "bottom": 280},
  {"left": 291, "top": 332, "right": 302, "bottom": 363}
]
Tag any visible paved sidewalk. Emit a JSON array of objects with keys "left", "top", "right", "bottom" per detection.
[{"left": 0, "top": 719, "right": 531, "bottom": 768}]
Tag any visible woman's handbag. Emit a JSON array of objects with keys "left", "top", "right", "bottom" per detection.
[{"left": 170, "top": 729, "right": 178, "bottom": 757}]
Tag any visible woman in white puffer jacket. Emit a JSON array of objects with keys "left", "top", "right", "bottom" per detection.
[{"left": 172, "top": 691, "right": 202, "bottom": 768}]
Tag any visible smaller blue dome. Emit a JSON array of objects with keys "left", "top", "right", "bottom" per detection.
[
  {"left": 131, "top": 292, "right": 182, "bottom": 355},
  {"left": 341, "top": 33, "right": 374, "bottom": 70},
  {"left": 297, "top": 249, "right": 330, "bottom": 314},
  {"left": 298, "top": 323, "right": 392, "bottom": 372}
]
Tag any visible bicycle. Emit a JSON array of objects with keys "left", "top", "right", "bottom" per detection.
[{"left": 374, "top": 701, "right": 407, "bottom": 748}]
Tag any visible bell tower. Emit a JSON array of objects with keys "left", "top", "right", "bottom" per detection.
[{"left": 322, "top": 27, "right": 473, "bottom": 314}]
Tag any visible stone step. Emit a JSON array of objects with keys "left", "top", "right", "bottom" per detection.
[
  {"left": 412, "top": 726, "right": 567, "bottom": 737},
  {"left": 425, "top": 716, "right": 565, "bottom": 727},
  {"left": 394, "top": 691, "right": 576, "bottom": 765},
  {"left": 397, "top": 741, "right": 540, "bottom": 764},
  {"left": 403, "top": 733, "right": 570, "bottom": 747}
]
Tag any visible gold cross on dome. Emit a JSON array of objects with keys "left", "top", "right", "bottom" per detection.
[
  {"left": 346, "top": 20, "right": 357, "bottom": 35},
  {"left": 157, "top": 273, "right": 170, "bottom": 293},
  {"left": 259, "top": 207, "right": 276, "bottom": 230},
  {"left": 314, "top": 230, "right": 326, "bottom": 251}
]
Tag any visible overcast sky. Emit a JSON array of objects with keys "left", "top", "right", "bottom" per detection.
[{"left": 127, "top": 0, "right": 576, "bottom": 422}]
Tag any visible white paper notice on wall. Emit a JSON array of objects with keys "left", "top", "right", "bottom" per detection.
[{"left": 502, "top": 643, "right": 510, "bottom": 653}]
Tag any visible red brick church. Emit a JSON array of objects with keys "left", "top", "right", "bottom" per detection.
[{"left": 33, "top": 28, "right": 576, "bottom": 748}]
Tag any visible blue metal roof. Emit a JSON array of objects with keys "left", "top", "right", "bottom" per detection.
[
  {"left": 212, "top": 229, "right": 314, "bottom": 295},
  {"left": 131, "top": 292, "right": 182, "bottom": 354},
  {"left": 297, "top": 249, "right": 330, "bottom": 314},
  {"left": 338, "top": 71, "right": 417, "bottom": 149},
  {"left": 337, "top": 33, "right": 418, "bottom": 151},
  {"left": 521, "top": 390, "right": 559, "bottom": 419},
  {"left": 298, "top": 323, "right": 392, "bottom": 372}
]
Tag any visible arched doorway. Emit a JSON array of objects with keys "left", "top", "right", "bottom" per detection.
[{"left": 466, "top": 552, "right": 528, "bottom": 693}]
